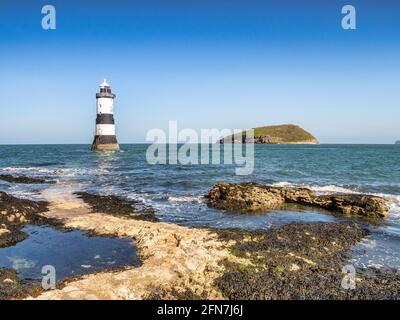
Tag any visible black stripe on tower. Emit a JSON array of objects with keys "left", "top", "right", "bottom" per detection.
[
  {"left": 96, "top": 114, "right": 115, "bottom": 124},
  {"left": 92, "top": 135, "right": 118, "bottom": 144}
]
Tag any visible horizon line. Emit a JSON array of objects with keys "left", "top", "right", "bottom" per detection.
[{"left": 0, "top": 143, "right": 398, "bottom": 146}]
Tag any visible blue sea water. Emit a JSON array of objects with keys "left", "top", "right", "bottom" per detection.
[{"left": 1, "top": 144, "right": 400, "bottom": 270}]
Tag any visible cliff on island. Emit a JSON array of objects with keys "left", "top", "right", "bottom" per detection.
[{"left": 220, "top": 124, "right": 319, "bottom": 144}]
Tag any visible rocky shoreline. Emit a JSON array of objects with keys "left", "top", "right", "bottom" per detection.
[
  {"left": 74, "top": 192, "right": 158, "bottom": 222},
  {"left": 0, "top": 267, "right": 43, "bottom": 300},
  {"left": 30, "top": 186, "right": 230, "bottom": 300},
  {"left": 0, "top": 174, "right": 55, "bottom": 184},
  {"left": 0, "top": 191, "right": 54, "bottom": 248},
  {"left": 0, "top": 176, "right": 399, "bottom": 300},
  {"left": 215, "top": 222, "right": 400, "bottom": 299},
  {"left": 205, "top": 183, "right": 389, "bottom": 218},
  {"left": 32, "top": 187, "right": 400, "bottom": 300},
  {"left": 0, "top": 191, "right": 65, "bottom": 299}
]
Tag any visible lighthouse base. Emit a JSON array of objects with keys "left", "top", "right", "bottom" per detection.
[
  {"left": 92, "top": 143, "right": 120, "bottom": 151},
  {"left": 91, "top": 135, "right": 120, "bottom": 151}
]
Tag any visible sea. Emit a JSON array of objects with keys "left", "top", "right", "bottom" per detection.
[{"left": 1, "top": 144, "right": 400, "bottom": 271}]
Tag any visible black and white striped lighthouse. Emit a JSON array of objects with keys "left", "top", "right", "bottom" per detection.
[{"left": 91, "top": 79, "right": 120, "bottom": 151}]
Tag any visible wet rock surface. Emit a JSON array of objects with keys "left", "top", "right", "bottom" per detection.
[
  {"left": 0, "top": 191, "right": 51, "bottom": 247},
  {"left": 0, "top": 267, "right": 42, "bottom": 300},
  {"left": 0, "top": 174, "right": 55, "bottom": 184},
  {"left": 144, "top": 286, "right": 209, "bottom": 300},
  {"left": 74, "top": 192, "right": 159, "bottom": 222},
  {"left": 215, "top": 222, "right": 400, "bottom": 299},
  {"left": 206, "top": 183, "right": 389, "bottom": 218},
  {"left": 0, "top": 192, "right": 61, "bottom": 299},
  {"left": 19, "top": 185, "right": 400, "bottom": 300},
  {"left": 22, "top": 186, "right": 229, "bottom": 300},
  {"left": 30, "top": 214, "right": 229, "bottom": 300},
  {"left": 0, "top": 183, "right": 394, "bottom": 300}
]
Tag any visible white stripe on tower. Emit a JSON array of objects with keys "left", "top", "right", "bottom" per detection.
[
  {"left": 96, "top": 124, "right": 116, "bottom": 136},
  {"left": 91, "top": 79, "right": 120, "bottom": 151}
]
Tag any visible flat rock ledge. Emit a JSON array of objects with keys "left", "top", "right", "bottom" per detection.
[
  {"left": 25, "top": 186, "right": 233, "bottom": 300},
  {"left": 205, "top": 183, "right": 389, "bottom": 218},
  {"left": 30, "top": 215, "right": 230, "bottom": 300}
]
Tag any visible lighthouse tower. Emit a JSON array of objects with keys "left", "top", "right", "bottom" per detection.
[{"left": 91, "top": 79, "right": 120, "bottom": 151}]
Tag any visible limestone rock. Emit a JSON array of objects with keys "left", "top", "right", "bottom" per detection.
[
  {"left": 205, "top": 183, "right": 389, "bottom": 218},
  {"left": 0, "top": 228, "right": 10, "bottom": 236}
]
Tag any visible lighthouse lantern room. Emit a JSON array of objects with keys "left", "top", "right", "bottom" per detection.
[{"left": 91, "top": 79, "right": 120, "bottom": 151}]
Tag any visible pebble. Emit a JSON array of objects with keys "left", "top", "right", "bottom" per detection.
[
  {"left": 0, "top": 228, "right": 10, "bottom": 236},
  {"left": 3, "top": 278, "right": 15, "bottom": 284}
]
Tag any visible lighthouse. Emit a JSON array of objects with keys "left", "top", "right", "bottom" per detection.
[{"left": 91, "top": 79, "right": 120, "bottom": 151}]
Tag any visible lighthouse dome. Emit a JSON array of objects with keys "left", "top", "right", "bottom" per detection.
[
  {"left": 97, "top": 78, "right": 115, "bottom": 97},
  {"left": 100, "top": 78, "right": 110, "bottom": 88}
]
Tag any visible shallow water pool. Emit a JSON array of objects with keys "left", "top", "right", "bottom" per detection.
[{"left": 0, "top": 225, "right": 140, "bottom": 283}]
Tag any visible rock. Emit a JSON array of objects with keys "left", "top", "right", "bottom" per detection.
[
  {"left": 0, "top": 192, "right": 49, "bottom": 218},
  {"left": 1, "top": 267, "right": 43, "bottom": 300},
  {"left": 74, "top": 192, "right": 158, "bottom": 222},
  {"left": 0, "top": 228, "right": 10, "bottom": 236},
  {"left": 311, "top": 194, "right": 389, "bottom": 217},
  {"left": 3, "top": 278, "right": 15, "bottom": 284},
  {"left": 0, "top": 229, "right": 28, "bottom": 248},
  {"left": 19, "top": 216, "right": 27, "bottom": 223},
  {"left": 0, "top": 192, "right": 51, "bottom": 248},
  {"left": 205, "top": 183, "right": 286, "bottom": 212},
  {"left": 205, "top": 183, "right": 389, "bottom": 218},
  {"left": 215, "top": 222, "right": 400, "bottom": 300},
  {"left": 27, "top": 186, "right": 230, "bottom": 300},
  {"left": 0, "top": 174, "right": 55, "bottom": 184},
  {"left": 0, "top": 192, "right": 49, "bottom": 228}
]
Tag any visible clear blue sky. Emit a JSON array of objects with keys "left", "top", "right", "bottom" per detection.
[{"left": 0, "top": 0, "right": 399, "bottom": 144}]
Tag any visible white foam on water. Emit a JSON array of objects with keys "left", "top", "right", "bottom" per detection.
[
  {"left": 271, "top": 181, "right": 358, "bottom": 194},
  {"left": 4, "top": 189, "right": 44, "bottom": 201},
  {"left": 168, "top": 195, "right": 204, "bottom": 203},
  {"left": 0, "top": 167, "right": 55, "bottom": 174},
  {"left": 0, "top": 166, "right": 110, "bottom": 180},
  {"left": 351, "top": 234, "right": 400, "bottom": 270}
]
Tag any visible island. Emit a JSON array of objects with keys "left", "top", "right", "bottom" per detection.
[
  {"left": 396, "top": 140, "right": 400, "bottom": 145},
  {"left": 220, "top": 124, "right": 319, "bottom": 144}
]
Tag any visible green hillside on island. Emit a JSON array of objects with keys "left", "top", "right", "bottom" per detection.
[{"left": 221, "top": 124, "right": 319, "bottom": 144}]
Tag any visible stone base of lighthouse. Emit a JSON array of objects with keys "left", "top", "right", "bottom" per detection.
[{"left": 91, "top": 135, "right": 120, "bottom": 151}]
